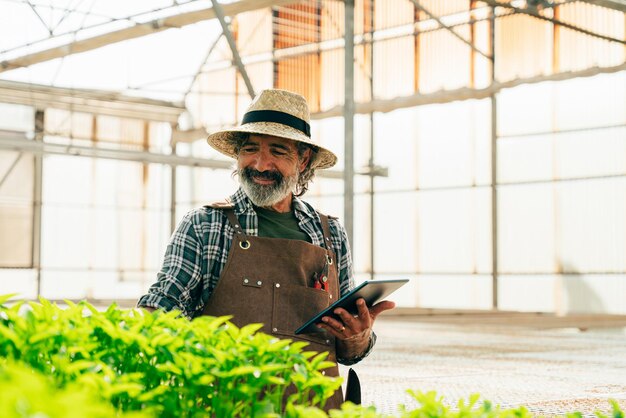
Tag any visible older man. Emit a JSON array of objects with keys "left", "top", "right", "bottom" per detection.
[{"left": 137, "top": 89, "right": 394, "bottom": 409}]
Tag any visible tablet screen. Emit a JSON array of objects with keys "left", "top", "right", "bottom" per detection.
[{"left": 295, "top": 279, "right": 409, "bottom": 335}]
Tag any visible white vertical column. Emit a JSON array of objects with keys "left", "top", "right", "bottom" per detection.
[
  {"left": 489, "top": 6, "right": 499, "bottom": 309},
  {"left": 33, "top": 109, "right": 44, "bottom": 296},
  {"left": 344, "top": 0, "right": 355, "bottom": 246}
]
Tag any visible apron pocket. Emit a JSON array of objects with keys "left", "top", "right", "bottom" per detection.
[{"left": 272, "top": 282, "right": 333, "bottom": 347}]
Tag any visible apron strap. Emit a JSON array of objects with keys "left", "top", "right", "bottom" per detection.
[
  {"left": 224, "top": 208, "right": 245, "bottom": 236},
  {"left": 318, "top": 213, "right": 333, "bottom": 251},
  {"left": 318, "top": 213, "right": 339, "bottom": 297}
]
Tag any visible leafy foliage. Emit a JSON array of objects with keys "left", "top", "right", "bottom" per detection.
[
  {"left": 0, "top": 361, "right": 148, "bottom": 418},
  {"left": 0, "top": 295, "right": 623, "bottom": 418},
  {"left": 0, "top": 296, "right": 340, "bottom": 417}
]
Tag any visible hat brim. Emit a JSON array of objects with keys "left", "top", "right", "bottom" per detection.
[{"left": 207, "top": 121, "right": 337, "bottom": 170}]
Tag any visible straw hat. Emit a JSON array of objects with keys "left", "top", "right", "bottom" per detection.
[{"left": 206, "top": 89, "right": 337, "bottom": 169}]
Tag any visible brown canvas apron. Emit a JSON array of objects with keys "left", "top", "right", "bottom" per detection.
[{"left": 202, "top": 208, "right": 344, "bottom": 410}]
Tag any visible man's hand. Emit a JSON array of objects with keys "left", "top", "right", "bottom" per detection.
[{"left": 316, "top": 298, "right": 395, "bottom": 360}]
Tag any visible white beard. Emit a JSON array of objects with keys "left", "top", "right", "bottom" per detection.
[{"left": 239, "top": 168, "right": 299, "bottom": 207}]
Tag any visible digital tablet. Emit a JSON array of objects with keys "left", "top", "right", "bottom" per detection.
[{"left": 295, "top": 279, "right": 409, "bottom": 335}]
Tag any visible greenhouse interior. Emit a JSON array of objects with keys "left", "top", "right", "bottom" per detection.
[{"left": 0, "top": 0, "right": 625, "bottom": 417}]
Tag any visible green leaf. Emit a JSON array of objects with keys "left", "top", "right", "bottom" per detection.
[
  {"left": 239, "top": 323, "right": 264, "bottom": 339},
  {"left": 136, "top": 384, "right": 170, "bottom": 402},
  {"left": 267, "top": 338, "right": 293, "bottom": 352},
  {"left": 65, "top": 360, "right": 98, "bottom": 375},
  {"left": 150, "top": 332, "right": 176, "bottom": 347},
  {"left": 155, "top": 362, "right": 183, "bottom": 375},
  {"left": 63, "top": 299, "right": 78, "bottom": 309},
  {"left": 309, "top": 352, "right": 329, "bottom": 369},
  {"left": 265, "top": 376, "right": 286, "bottom": 385},
  {"left": 107, "top": 382, "right": 145, "bottom": 397},
  {"left": 316, "top": 361, "right": 337, "bottom": 371},
  {"left": 0, "top": 325, "right": 20, "bottom": 346},
  {"left": 0, "top": 294, "right": 19, "bottom": 306},
  {"left": 215, "top": 365, "right": 259, "bottom": 378},
  {"left": 28, "top": 329, "right": 61, "bottom": 344}
]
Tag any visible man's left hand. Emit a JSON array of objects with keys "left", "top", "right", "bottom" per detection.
[{"left": 317, "top": 298, "right": 395, "bottom": 360}]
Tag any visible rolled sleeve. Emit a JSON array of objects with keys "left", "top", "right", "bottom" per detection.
[
  {"left": 328, "top": 218, "right": 378, "bottom": 365},
  {"left": 137, "top": 212, "right": 204, "bottom": 319},
  {"left": 337, "top": 331, "right": 377, "bottom": 366}
]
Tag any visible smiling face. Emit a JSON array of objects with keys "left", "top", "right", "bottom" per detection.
[{"left": 237, "top": 134, "right": 311, "bottom": 211}]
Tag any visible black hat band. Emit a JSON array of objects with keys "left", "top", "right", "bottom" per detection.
[{"left": 241, "top": 110, "right": 310, "bottom": 137}]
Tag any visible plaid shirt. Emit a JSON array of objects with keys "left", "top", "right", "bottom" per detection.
[{"left": 138, "top": 187, "right": 355, "bottom": 320}]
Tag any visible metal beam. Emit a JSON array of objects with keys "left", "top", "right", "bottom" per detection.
[
  {"left": 32, "top": 110, "right": 44, "bottom": 295},
  {"left": 170, "top": 135, "right": 178, "bottom": 235},
  {"left": 210, "top": 0, "right": 255, "bottom": 98},
  {"left": 489, "top": 6, "right": 499, "bottom": 310},
  {"left": 192, "top": 0, "right": 611, "bottom": 79},
  {"left": 484, "top": 0, "right": 626, "bottom": 45},
  {"left": 344, "top": 0, "right": 355, "bottom": 246},
  {"left": 367, "top": 0, "right": 375, "bottom": 282},
  {"left": 0, "top": 79, "right": 185, "bottom": 123},
  {"left": 0, "top": 152, "right": 23, "bottom": 189},
  {"left": 172, "top": 127, "right": 209, "bottom": 143},
  {"left": 26, "top": 1, "right": 52, "bottom": 34},
  {"left": 184, "top": 33, "right": 224, "bottom": 100},
  {"left": 584, "top": 0, "right": 626, "bottom": 13},
  {"left": 185, "top": 8, "right": 518, "bottom": 78},
  {"left": 312, "top": 62, "right": 626, "bottom": 118},
  {"left": 0, "top": 134, "right": 231, "bottom": 170},
  {"left": 409, "top": 0, "right": 492, "bottom": 60},
  {"left": 0, "top": 0, "right": 295, "bottom": 73},
  {"left": 0, "top": 131, "right": 362, "bottom": 180}
]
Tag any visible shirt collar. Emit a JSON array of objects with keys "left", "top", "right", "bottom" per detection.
[
  {"left": 292, "top": 194, "right": 319, "bottom": 222},
  {"left": 230, "top": 187, "right": 323, "bottom": 244},
  {"left": 230, "top": 187, "right": 319, "bottom": 221},
  {"left": 229, "top": 187, "right": 255, "bottom": 216}
]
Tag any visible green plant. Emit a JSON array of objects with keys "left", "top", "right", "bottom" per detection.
[
  {"left": 593, "top": 400, "right": 625, "bottom": 418},
  {"left": 0, "top": 294, "right": 340, "bottom": 417},
  {"left": 398, "top": 391, "right": 532, "bottom": 418},
  {"left": 0, "top": 294, "right": 623, "bottom": 418},
  {"left": 0, "top": 360, "right": 149, "bottom": 418}
]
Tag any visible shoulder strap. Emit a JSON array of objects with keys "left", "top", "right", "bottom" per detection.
[
  {"left": 318, "top": 212, "right": 333, "bottom": 250},
  {"left": 224, "top": 208, "right": 245, "bottom": 236},
  {"left": 203, "top": 200, "right": 244, "bottom": 235},
  {"left": 204, "top": 199, "right": 234, "bottom": 209}
]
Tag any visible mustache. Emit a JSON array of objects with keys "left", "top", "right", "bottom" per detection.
[{"left": 242, "top": 167, "right": 283, "bottom": 183}]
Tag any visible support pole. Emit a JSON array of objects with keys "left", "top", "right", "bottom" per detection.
[
  {"left": 184, "top": 33, "right": 224, "bottom": 101},
  {"left": 367, "top": 0, "right": 375, "bottom": 281},
  {"left": 210, "top": 0, "right": 256, "bottom": 98},
  {"left": 409, "top": 0, "right": 492, "bottom": 60},
  {"left": 489, "top": 7, "right": 499, "bottom": 310},
  {"left": 483, "top": 0, "right": 626, "bottom": 46},
  {"left": 170, "top": 139, "right": 178, "bottom": 234},
  {"left": 33, "top": 110, "right": 44, "bottom": 296},
  {"left": 344, "top": 0, "right": 355, "bottom": 247},
  {"left": 0, "top": 152, "right": 23, "bottom": 188}
]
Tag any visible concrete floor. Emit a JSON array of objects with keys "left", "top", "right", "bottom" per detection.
[{"left": 340, "top": 314, "right": 626, "bottom": 417}]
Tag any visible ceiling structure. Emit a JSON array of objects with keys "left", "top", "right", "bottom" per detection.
[
  {"left": 1, "top": 0, "right": 623, "bottom": 111},
  {"left": 2, "top": 0, "right": 624, "bottom": 226}
]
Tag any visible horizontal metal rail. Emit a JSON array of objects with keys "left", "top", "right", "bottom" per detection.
[{"left": 0, "top": 132, "right": 372, "bottom": 179}]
